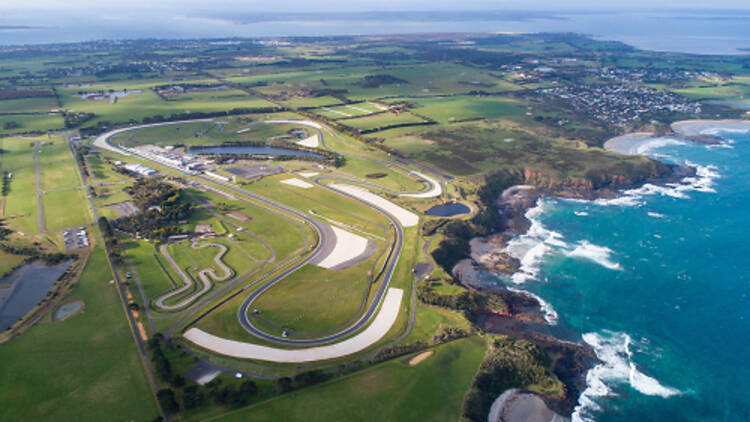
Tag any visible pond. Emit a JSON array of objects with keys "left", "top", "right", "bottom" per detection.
[
  {"left": 0, "top": 260, "right": 73, "bottom": 332},
  {"left": 188, "top": 145, "right": 323, "bottom": 159},
  {"left": 425, "top": 202, "right": 471, "bottom": 217}
]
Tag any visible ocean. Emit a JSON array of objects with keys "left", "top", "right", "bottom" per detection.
[
  {"left": 481, "top": 127, "right": 750, "bottom": 421},
  {"left": 1, "top": 9, "right": 750, "bottom": 54}
]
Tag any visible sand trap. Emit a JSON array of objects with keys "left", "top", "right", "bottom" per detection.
[
  {"left": 312, "top": 225, "right": 372, "bottom": 270},
  {"left": 297, "top": 134, "right": 319, "bottom": 148},
  {"left": 400, "top": 171, "right": 442, "bottom": 199},
  {"left": 329, "top": 183, "right": 419, "bottom": 227},
  {"left": 408, "top": 350, "right": 433, "bottom": 366},
  {"left": 298, "top": 171, "right": 319, "bottom": 178},
  {"left": 184, "top": 287, "right": 404, "bottom": 363},
  {"left": 281, "top": 178, "right": 314, "bottom": 189}
]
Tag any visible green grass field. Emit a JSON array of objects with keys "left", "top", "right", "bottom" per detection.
[
  {"left": 209, "top": 336, "right": 486, "bottom": 422},
  {"left": 0, "top": 97, "right": 58, "bottom": 114},
  {"left": 0, "top": 114, "right": 65, "bottom": 135},
  {"left": 338, "top": 112, "right": 427, "bottom": 132},
  {"left": 250, "top": 260, "right": 377, "bottom": 335},
  {"left": 1, "top": 137, "right": 39, "bottom": 234},
  {"left": 41, "top": 188, "right": 91, "bottom": 231},
  {"left": 387, "top": 95, "right": 526, "bottom": 123},
  {"left": 0, "top": 247, "right": 158, "bottom": 422}
]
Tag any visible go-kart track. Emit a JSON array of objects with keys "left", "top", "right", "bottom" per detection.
[{"left": 93, "top": 118, "right": 439, "bottom": 362}]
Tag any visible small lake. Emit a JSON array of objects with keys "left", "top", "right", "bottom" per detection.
[
  {"left": 188, "top": 145, "right": 323, "bottom": 158},
  {"left": 425, "top": 202, "right": 471, "bottom": 217},
  {"left": 0, "top": 260, "right": 73, "bottom": 332}
]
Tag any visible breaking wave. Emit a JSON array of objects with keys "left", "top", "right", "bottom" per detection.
[
  {"left": 594, "top": 161, "right": 720, "bottom": 207},
  {"left": 573, "top": 331, "right": 681, "bottom": 422},
  {"left": 505, "top": 200, "right": 624, "bottom": 285},
  {"left": 566, "top": 241, "right": 622, "bottom": 271}
]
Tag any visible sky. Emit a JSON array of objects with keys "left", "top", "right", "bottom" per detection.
[{"left": 2, "top": 0, "right": 750, "bottom": 12}]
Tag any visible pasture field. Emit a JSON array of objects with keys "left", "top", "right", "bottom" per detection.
[
  {"left": 337, "top": 112, "right": 427, "bottom": 132},
  {"left": 0, "top": 113, "right": 65, "bottom": 135},
  {"left": 57, "top": 80, "right": 276, "bottom": 128},
  {"left": 0, "top": 246, "right": 158, "bottom": 422},
  {"left": 209, "top": 336, "right": 487, "bottom": 422},
  {"left": 312, "top": 102, "right": 383, "bottom": 119},
  {"left": 661, "top": 76, "right": 750, "bottom": 100},
  {"left": 278, "top": 95, "right": 344, "bottom": 109},
  {"left": 0, "top": 97, "right": 58, "bottom": 114},
  {"left": 41, "top": 188, "right": 91, "bottom": 231},
  {"left": 39, "top": 160, "right": 81, "bottom": 191},
  {"left": 387, "top": 95, "right": 526, "bottom": 123},
  {"left": 1, "top": 138, "right": 39, "bottom": 234}
]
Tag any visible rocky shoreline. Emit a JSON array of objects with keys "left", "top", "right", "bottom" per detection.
[{"left": 452, "top": 157, "right": 700, "bottom": 419}]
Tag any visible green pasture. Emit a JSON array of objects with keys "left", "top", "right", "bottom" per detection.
[
  {"left": 1, "top": 138, "right": 39, "bottom": 233},
  {"left": 338, "top": 112, "right": 426, "bottom": 132},
  {"left": 0, "top": 114, "right": 65, "bottom": 135},
  {"left": 0, "top": 247, "right": 158, "bottom": 422},
  {"left": 0, "top": 97, "right": 58, "bottom": 114},
  {"left": 210, "top": 336, "right": 486, "bottom": 422},
  {"left": 386, "top": 95, "right": 526, "bottom": 123},
  {"left": 41, "top": 188, "right": 91, "bottom": 231}
]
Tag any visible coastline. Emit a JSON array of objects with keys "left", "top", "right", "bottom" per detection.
[
  {"left": 455, "top": 119, "right": 747, "bottom": 420},
  {"left": 605, "top": 119, "right": 750, "bottom": 155}
]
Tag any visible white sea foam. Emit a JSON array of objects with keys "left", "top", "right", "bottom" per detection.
[
  {"left": 506, "top": 199, "right": 624, "bottom": 285},
  {"left": 505, "top": 200, "right": 569, "bottom": 284},
  {"left": 647, "top": 212, "right": 666, "bottom": 218},
  {"left": 566, "top": 241, "right": 622, "bottom": 271},
  {"left": 572, "top": 331, "right": 681, "bottom": 422},
  {"left": 701, "top": 127, "right": 750, "bottom": 136},
  {"left": 594, "top": 161, "right": 720, "bottom": 207},
  {"left": 507, "top": 286, "right": 559, "bottom": 325},
  {"left": 633, "top": 137, "right": 686, "bottom": 155},
  {"left": 574, "top": 211, "right": 589, "bottom": 216}
]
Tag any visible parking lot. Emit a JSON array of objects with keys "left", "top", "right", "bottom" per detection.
[{"left": 63, "top": 227, "right": 89, "bottom": 251}]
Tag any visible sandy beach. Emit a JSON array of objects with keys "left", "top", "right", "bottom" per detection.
[
  {"left": 671, "top": 119, "right": 750, "bottom": 136},
  {"left": 602, "top": 132, "right": 658, "bottom": 155},
  {"left": 605, "top": 119, "right": 750, "bottom": 156}
]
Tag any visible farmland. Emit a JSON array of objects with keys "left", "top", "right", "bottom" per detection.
[{"left": 0, "top": 31, "right": 747, "bottom": 422}]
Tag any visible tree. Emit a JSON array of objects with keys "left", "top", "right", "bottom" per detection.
[
  {"left": 239, "top": 380, "right": 258, "bottom": 395},
  {"left": 156, "top": 389, "right": 179, "bottom": 414},
  {"left": 182, "top": 385, "right": 204, "bottom": 410},
  {"left": 274, "top": 377, "right": 292, "bottom": 393}
]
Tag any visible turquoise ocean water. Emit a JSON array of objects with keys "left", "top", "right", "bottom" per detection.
[{"left": 482, "top": 128, "right": 750, "bottom": 421}]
